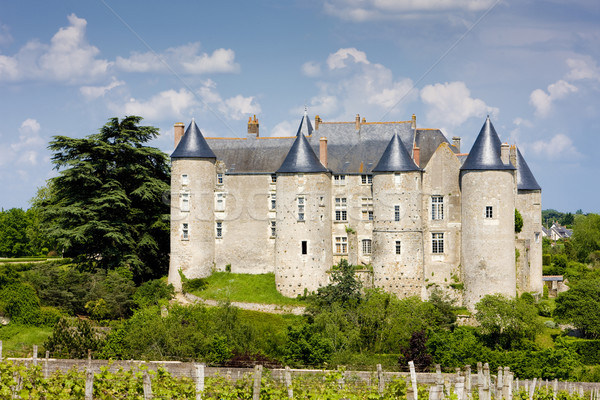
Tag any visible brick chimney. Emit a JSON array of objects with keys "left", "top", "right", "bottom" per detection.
[
  {"left": 355, "top": 114, "right": 360, "bottom": 130},
  {"left": 413, "top": 144, "right": 420, "bottom": 167},
  {"left": 174, "top": 122, "right": 185, "bottom": 148},
  {"left": 411, "top": 114, "right": 416, "bottom": 130},
  {"left": 247, "top": 115, "right": 259, "bottom": 137},
  {"left": 501, "top": 143, "right": 510, "bottom": 165},
  {"left": 452, "top": 136, "right": 461, "bottom": 153},
  {"left": 319, "top": 137, "right": 328, "bottom": 168},
  {"left": 509, "top": 145, "right": 517, "bottom": 167},
  {"left": 315, "top": 115, "right": 321, "bottom": 130}
]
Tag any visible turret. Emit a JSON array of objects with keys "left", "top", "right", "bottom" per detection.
[
  {"left": 371, "top": 133, "right": 423, "bottom": 298},
  {"left": 168, "top": 119, "right": 217, "bottom": 291},
  {"left": 275, "top": 119, "right": 330, "bottom": 297},
  {"left": 460, "top": 117, "right": 516, "bottom": 309}
]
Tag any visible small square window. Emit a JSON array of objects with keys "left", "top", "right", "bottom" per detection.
[
  {"left": 362, "top": 239, "right": 372, "bottom": 255},
  {"left": 335, "top": 236, "right": 348, "bottom": 254},
  {"left": 182, "top": 174, "right": 189, "bottom": 186},
  {"left": 217, "top": 173, "right": 224, "bottom": 185},
  {"left": 361, "top": 175, "right": 373, "bottom": 184},
  {"left": 335, "top": 197, "right": 347, "bottom": 221},
  {"left": 394, "top": 205, "right": 400, "bottom": 221},
  {"left": 182, "top": 223, "right": 189, "bottom": 240},
  {"left": 270, "top": 193, "right": 276, "bottom": 210},
  {"left": 301, "top": 241, "right": 308, "bottom": 255},
  {"left": 485, "top": 206, "right": 493, "bottom": 219},
  {"left": 181, "top": 192, "right": 190, "bottom": 212},
  {"left": 395, "top": 241, "right": 401, "bottom": 255},
  {"left": 270, "top": 220, "right": 277, "bottom": 237},
  {"left": 216, "top": 222, "right": 223, "bottom": 238},
  {"left": 432, "top": 233, "right": 444, "bottom": 254},
  {"left": 297, "top": 196, "right": 305, "bottom": 221},
  {"left": 271, "top": 174, "right": 277, "bottom": 183},
  {"left": 334, "top": 175, "right": 346, "bottom": 185}
]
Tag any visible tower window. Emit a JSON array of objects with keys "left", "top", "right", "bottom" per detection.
[
  {"left": 362, "top": 197, "right": 373, "bottom": 221},
  {"left": 297, "top": 196, "right": 305, "bottom": 221},
  {"left": 271, "top": 174, "right": 277, "bottom": 183},
  {"left": 270, "top": 220, "right": 277, "bottom": 237},
  {"left": 395, "top": 241, "right": 402, "bottom": 255},
  {"left": 335, "top": 197, "right": 347, "bottom": 221},
  {"left": 335, "top": 236, "right": 348, "bottom": 254},
  {"left": 270, "top": 193, "right": 276, "bottom": 210},
  {"left": 432, "top": 233, "right": 444, "bottom": 254},
  {"left": 431, "top": 196, "right": 444, "bottom": 220},
  {"left": 181, "top": 174, "right": 189, "bottom": 186},
  {"left": 394, "top": 205, "right": 400, "bottom": 222},
  {"left": 182, "top": 223, "right": 189, "bottom": 240},
  {"left": 217, "top": 173, "right": 224, "bottom": 185},
  {"left": 301, "top": 241, "right": 307, "bottom": 255},
  {"left": 535, "top": 232, "right": 540, "bottom": 243},
  {"left": 215, "top": 193, "right": 225, "bottom": 211},
  {"left": 181, "top": 192, "right": 190, "bottom": 212},
  {"left": 216, "top": 221, "right": 223, "bottom": 238},
  {"left": 485, "top": 206, "right": 493, "bottom": 219},
  {"left": 362, "top": 239, "right": 372, "bottom": 255}
]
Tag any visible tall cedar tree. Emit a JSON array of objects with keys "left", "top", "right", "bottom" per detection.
[{"left": 38, "top": 116, "right": 170, "bottom": 281}]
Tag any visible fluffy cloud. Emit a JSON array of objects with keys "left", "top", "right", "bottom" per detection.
[
  {"left": 0, "top": 24, "right": 12, "bottom": 46},
  {"left": 323, "top": 0, "right": 496, "bottom": 21},
  {"left": 119, "top": 89, "right": 198, "bottom": 121},
  {"left": 566, "top": 57, "right": 600, "bottom": 82},
  {"left": 270, "top": 120, "right": 295, "bottom": 137},
  {"left": 529, "top": 80, "right": 577, "bottom": 117},
  {"left": 0, "top": 14, "right": 110, "bottom": 83},
  {"left": 420, "top": 81, "right": 498, "bottom": 129},
  {"left": 80, "top": 78, "right": 125, "bottom": 100},
  {"left": 9, "top": 119, "right": 45, "bottom": 166},
  {"left": 301, "top": 61, "right": 322, "bottom": 77},
  {"left": 302, "top": 48, "right": 416, "bottom": 121},
  {"left": 115, "top": 43, "right": 240, "bottom": 75},
  {"left": 198, "top": 80, "right": 261, "bottom": 120},
  {"left": 530, "top": 133, "right": 581, "bottom": 159}
]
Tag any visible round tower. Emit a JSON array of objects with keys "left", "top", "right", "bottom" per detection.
[
  {"left": 371, "top": 133, "right": 424, "bottom": 298},
  {"left": 461, "top": 118, "right": 516, "bottom": 309},
  {"left": 168, "top": 119, "right": 217, "bottom": 291},
  {"left": 275, "top": 121, "right": 331, "bottom": 297}
]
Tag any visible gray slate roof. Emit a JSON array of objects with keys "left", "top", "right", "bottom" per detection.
[
  {"left": 372, "top": 133, "right": 420, "bottom": 172},
  {"left": 461, "top": 117, "right": 515, "bottom": 171},
  {"left": 276, "top": 132, "right": 328, "bottom": 174},
  {"left": 171, "top": 120, "right": 216, "bottom": 159},
  {"left": 516, "top": 148, "right": 541, "bottom": 191},
  {"left": 296, "top": 112, "right": 313, "bottom": 136},
  {"left": 415, "top": 129, "right": 455, "bottom": 167}
]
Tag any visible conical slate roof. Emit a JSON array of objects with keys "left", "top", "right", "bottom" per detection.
[
  {"left": 171, "top": 119, "right": 216, "bottom": 159},
  {"left": 461, "top": 117, "right": 515, "bottom": 171},
  {"left": 296, "top": 110, "right": 314, "bottom": 137},
  {"left": 372, "top": 133, "right": 420, "bottom": 172},
  {"left": 516, "top": 148, "right": 541, "bottom": 190},
  {"left": 276, "top": 132, "right": 327, "bottom": 173}
]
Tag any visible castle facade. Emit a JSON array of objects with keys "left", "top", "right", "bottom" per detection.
[{"left": 167, "top": 113, "right": 543, "bottom": 309}]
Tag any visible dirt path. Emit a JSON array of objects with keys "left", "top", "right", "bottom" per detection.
[{"left": 178, "top": 292, "right": 306, "bottom": 315}]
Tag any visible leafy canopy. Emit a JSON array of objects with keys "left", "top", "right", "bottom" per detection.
[
  {"left": 554, "top": 278, "right": 600, "bottom": 338},
  {"left": 35, "top": 116, "right": 170, "bottom": 281}
]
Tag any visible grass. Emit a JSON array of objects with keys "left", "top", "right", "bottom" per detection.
[
  {"left": 190, "top": 272, "right": 305, "bottom": 306},
  {"left": 0, "top": 257, "right": 57, "bottom": 263},
  {"left": 0, "top": 324, "right": 53, "bottom": 358}
]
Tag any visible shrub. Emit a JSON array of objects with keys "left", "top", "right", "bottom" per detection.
[{"left": 0, "top": 282, "right": 41, "bottom": 325}]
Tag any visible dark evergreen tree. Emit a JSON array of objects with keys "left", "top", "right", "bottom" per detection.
[{"left": 35, "top": 116, "right": 170, "bottom": 281}]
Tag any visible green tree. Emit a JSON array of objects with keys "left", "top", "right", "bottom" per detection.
[
  {"left": 35, "top": 116, "right": 170, "bottom": 281},
  {"left": 0, "top": 208, "right": 33, "bottom": 257},
  {"left": 515, "top": 209, "right": 523, "bottom": 233},
  {"left": 310, "top": 259, "right": 362, "bottom": 308},
  {"left": 554, "top": 278, "right": 600, "bottom": 338},
  {"left": 475, "top": 294, "right": 543, "bottom": 349},
  {"left": 571, "top": 213, "right": 600, "bottom": 263}
]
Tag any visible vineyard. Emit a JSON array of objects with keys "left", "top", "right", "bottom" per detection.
[{"left": 1, "top": 358, "right": 600, "bottom": 400}]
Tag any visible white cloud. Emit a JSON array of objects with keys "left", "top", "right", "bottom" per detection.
[
  {"left": 198, "top": 79, "right": 261, "bottom": 120},
  {"left": 566, "top": 57, "right": 600, "bottom": 82},
  {"left": 0, "top": 24, "right": 12, "bottom": 46},
  {"left": 270, "top": 120, "right": 295, "bottom": 137},
  {"left": 9, "top": 119, "right": 45, "bottom": 166},
  {"left": 301, "top": 61, "right": 322, "bottom": 77},
  {"left": 420, "top": 81, "right": 498, "bottom": 129},
  {"left": 0, "top": 14, "right": 110, "bottom": 83},
  {"left": 529, "top": 80, "right": 577, "bottom": 117},
  {"left": 115, "top": 42, "right": 240, "bottom": 75},
  {"left": 80, "top": 78, "right": 125, "bottom": 100},
  {"left": 119, "top": 89, "right": 198, "bottom": 121},
  {"left": 327, "top": 48, "right": 369, "bottom": 70},
  {"left": 323, "top": 0, "right": 496, "bottom": 21},
  {"left": 530, "top": 133, "right": 581, "bottom": 159}
]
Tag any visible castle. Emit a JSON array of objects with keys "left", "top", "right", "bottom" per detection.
[{"left": 167, "top": 112, "right": 543, "bottom": 309}]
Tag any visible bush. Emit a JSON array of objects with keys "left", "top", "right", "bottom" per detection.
[
  {"left": 563, "top": 339, "right": 600, "bottom": 365},
  {"left": 44, "top": 317, "right": 104, "bottom": 358},
  {"left": 0, "top": 282, "right": 41, "bottom": 325},
  {"left": 133, "top": 279, "right": 174, "bottom": 308}
]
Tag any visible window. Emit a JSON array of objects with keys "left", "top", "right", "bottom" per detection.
[
  {"left": 535, "top": 232, "right": 540, "bottom": 243},
  {"left": 270, "top": 220, "right": 277, "bottom": 237},
  {"left": 297, "top": 196, "right": 305, "bottom": 221},
  {"left": 270, "top": 193, "right": 276, "bottom": 210},
  {"left": 215, "top": 193, "right": 225, "bottom": 211},
  {"left": 181, "top": 192, "right": 190, "bottom": 212},
  {"left": 301, "top": 241, "right": 307, "bottom": 255},
  {"left": 362, "top": 197, "right": 373, "bottom": 221},
  {"left": 182, "top": 174, "right": 189, "bottom": 186},
  {"left": 395, "top": 241, "right": 402, "bottom": 255},
  {"left": 394, "top": 173, "right": 401, "bottom": 185},
  {"left": 335, "top": 236, "right": 348, "bottom": 254},
  {"left": 485, "top": 206, "right": 493, "bottom": 219},
  {"left": 182, "top": 223, "right": 189, "bottom": 240},
  {"left": 431, "top": 196, "right": 444, "bottom": 220},
  {"left": 361, "top": 174, "right": 373, "bottom": 184},
  {"left": 271, "top": 174, "right": 277, "bottom": 183},
  {"left": 216, "top": 222, "right": 223, "bottom": 238},
  {"left": 217, "top": 173, "right": 224, "bottom": 185},
  {"left": 335, "top": 197, "right": 347, "bottom": 221},
  {"left": 394, "top": 205, "right": 400, "bottom": 222},
  {"left": 334, "top": 175, "right": 346, "bottom": 185},
  {"left": 362, "top": 239, "right": 372, "bottom": 255},
  {"left": 432, "top": 233, "right": 444, "bottom": 254},
  {"left": 298, "top": 173, "right": 305, "bottom": 185}
]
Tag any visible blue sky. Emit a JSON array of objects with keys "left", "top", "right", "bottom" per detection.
[{"left": 0, "top": 0, "right": 598, "bottom": 212}]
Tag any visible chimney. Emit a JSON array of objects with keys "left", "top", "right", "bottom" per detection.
[
  {"left": 247, "top": 115, "right": 259, "bottom": 138},
  {"left": 315, "top": 115, "right": 321, "bottom": 130},
  {"left": 413, "top": 144, "right": 420, "bottom": 167},
  {"left": 355, "top": 114, "right": 360, "bottom": 130},
  {"left": 501, "top": 143, "right": 510, "bottom": 165},
  {"left": 509, "top": 145, "right": 517, "bottom": 167},
  {"left": 411, "top": 114, "right": 416, "bottom": 130},
  {"left": 452, "top": 136, "right": 461, "bottom": 153},
  {"left": 319, "top": 137, "right": 328, "bottom": 168},
  {"left": 174, "top": 122, "right": 185, "bottom": 148}
]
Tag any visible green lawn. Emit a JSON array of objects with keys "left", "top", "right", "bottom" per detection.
[
  {"left": 191, "top": 272, "right": 305, "bottom": 306},
  {"left": 0, "top": 325, "right": 53, "bottom": 358}
]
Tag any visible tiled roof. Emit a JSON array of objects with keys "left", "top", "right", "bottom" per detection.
[
  {"left": 516, "top": 148, "right": 541, "bottom": 191},
  {"left": 171, "top": 119, "right": 216, "bottom": 159},
  {"left": 276, "top": 132, "right": 328, "bottom": 174},
  {"left": 461, "top": 117, "right": 515, "bottom": 171},
  {"left": 372, "top": 133, "right": 420, "bottom": 172}
]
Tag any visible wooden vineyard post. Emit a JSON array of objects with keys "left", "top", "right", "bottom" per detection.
[
  {"left": 85, "top": 369, "right": 94, "bottom": 400},
  {"left": 143, "top": 370, "right": 153, "bottom": 400},
  {"left": 252, "top": 365, "right": 263, "bottom": 400},
  {"left": 377, "top": 364, "right": 385, "bottom": 396},
  {"left": 408, "top": 361, "right": 418, "bottom": 400},
  {"left": 284, "top": 366, "right": 293, "bottom": 399},
  {"left": 194, "top": 363, "right": 205, "bottom": 400}
]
